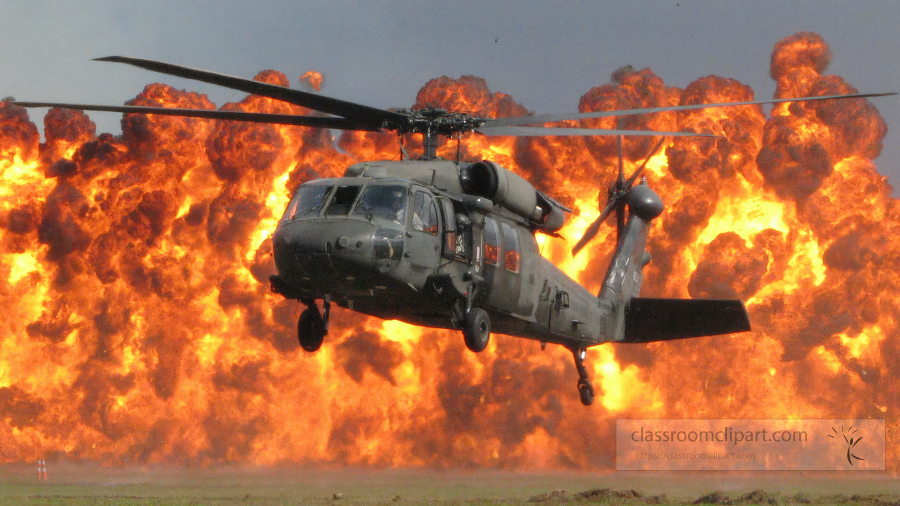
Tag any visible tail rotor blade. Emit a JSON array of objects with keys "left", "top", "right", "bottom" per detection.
[
  {"left": 616, "top": 121, "right": 625, "bottom": 187},
  {"left": 616, "top": 201, "right": 625, "bottom": 242},
  {"left": 573, "top": 127, "right": 667, "bottom": 255},
  {"left": 572, "top": 203, "right": 614, "bottom": 256},
  {"left": 615, "top": 122, "right": 627, "bottom": 243},
  {"left": 624, "top": 137, "right": 667, "bottom": 190}
]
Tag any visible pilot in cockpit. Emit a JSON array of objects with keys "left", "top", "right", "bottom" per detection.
[
  {"left": 356, "top": 185, "right": 407, "bottom": 224},
  {"left": 387, "top": 189, "right": 405, "bottom": 222}
]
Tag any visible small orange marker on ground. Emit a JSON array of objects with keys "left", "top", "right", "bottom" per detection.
[{"left": 37, "top": 458, "right": 47, "bottom": 481}]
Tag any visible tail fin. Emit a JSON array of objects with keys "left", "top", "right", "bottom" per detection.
[{"left": 621, "top": 297, "right": 750, "bottom": 343}]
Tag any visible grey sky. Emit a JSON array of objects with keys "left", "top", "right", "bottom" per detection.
[{"left": 4, "top": 1, "right": 898, "bottom": 192}]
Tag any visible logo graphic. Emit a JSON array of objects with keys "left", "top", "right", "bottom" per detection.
[{"left": 829, "top": 425, "right": 865, "bottom": 466}]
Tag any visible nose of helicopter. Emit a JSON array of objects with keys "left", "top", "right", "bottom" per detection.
[{"left": 273, "top": 218, "right": 403, "bottom": 294}]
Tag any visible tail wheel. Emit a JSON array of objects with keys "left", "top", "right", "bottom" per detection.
[
  {"left": 298, "top": 308, "right": 326, "bottom": 352},
  {"left": 463, "top": 308, "right": 491, "bottom": 353},
  {"left": 578, "top": 379, "right": 595, "bottom": 406}
]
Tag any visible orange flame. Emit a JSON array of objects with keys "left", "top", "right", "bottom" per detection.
[{"left": 0, "top": 32, "right": 896, "bottom": 470}]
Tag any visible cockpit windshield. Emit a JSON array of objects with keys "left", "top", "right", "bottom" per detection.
[
  {"left": 352, "top": 184, "right": 408, "bottom": 224},
  {"left": 283, "top": 184, "right": 332, "bottom": 221},
  {"left": 325, "top": 185, "right": 363, "bottom": 216}
]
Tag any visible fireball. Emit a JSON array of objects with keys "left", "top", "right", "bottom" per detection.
[{"left": 0, "top": 32, "right": 895, "bottom": 470}]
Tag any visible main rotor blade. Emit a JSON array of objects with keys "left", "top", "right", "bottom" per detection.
[
  {"left": 476, "top": 126, "right": 721, "bottom": 137},
  {"left": 94, "top": 56, "right": 408, "bottom": 129},
  {"left": 11, "top": 102, "right": 378, "bottom": 130},
  {"left": 572, "top": 203, "right": 614, "bottom": 256},
  {"left": 482, "top": 92, "right": 898, "bottom": 127}
]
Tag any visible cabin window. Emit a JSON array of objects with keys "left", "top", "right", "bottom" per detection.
[
  {"left": 352, "top": 184, "right": 407, "bottom": 224},
  {"left": 501, "top": 223, "right": 520, "bottom": 273},
  {"left": 411, "top": 192, "right": 439, "bottom": 235},
  {"left": 484, "top": 217, "right": 500, "bottom": 267},
  {"left": 283, "top": 184, "right": 332, "bottom": 220},
  {"left": 437, "top": 198, "right": 457, "bottom": 259},
  {"left": 325, "top": 185, "right": 362, "bottom": 216}
]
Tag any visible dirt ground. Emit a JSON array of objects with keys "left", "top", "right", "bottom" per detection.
[{"left": 1, "top": 462, "right": 900, "bottom": 505}]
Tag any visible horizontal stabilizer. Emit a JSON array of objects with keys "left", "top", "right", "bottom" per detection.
[{"left": 622, "top": 297, "right": 750, "bottom": 343}]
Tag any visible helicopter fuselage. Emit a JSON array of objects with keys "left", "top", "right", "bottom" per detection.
[
  {"left": 270, "top": 160, "right": 611, "bottom": 348},
  {"left": 269, "top": 158, "right": 750, "bottom": 407}
]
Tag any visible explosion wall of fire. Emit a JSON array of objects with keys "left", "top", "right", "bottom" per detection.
[{"left": 0, "top": 32, "right": 896, "bottom": 468}]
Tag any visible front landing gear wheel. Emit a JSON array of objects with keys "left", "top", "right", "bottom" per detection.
[
  {"left": 298, "top": 308, "right": 326, "bottom": 352},
  {"left": 578, "top": 379, "right": 595, "bottom": 406},
  {"left": 463, "top": 308, "right": 490, "bottom": 353}
]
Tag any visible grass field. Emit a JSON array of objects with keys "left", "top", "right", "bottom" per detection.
[{"left": 1, "top": 463, "right": 899, "bottom": 505}]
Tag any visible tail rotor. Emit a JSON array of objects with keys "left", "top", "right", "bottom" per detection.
[{"left": 572, "top": 136, "right": 666, "bottom": 256}]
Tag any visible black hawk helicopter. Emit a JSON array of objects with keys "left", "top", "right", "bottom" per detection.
[{"left": 14, "top": 57, "right": 896, "bottom": 405}]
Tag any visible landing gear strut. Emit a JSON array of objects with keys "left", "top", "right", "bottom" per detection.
[
  {"left": 298, "top": 298, "right": 330, "bottom": 352},
  {"left": 573, "top": 348, "right": 595, "bottom": 406}
]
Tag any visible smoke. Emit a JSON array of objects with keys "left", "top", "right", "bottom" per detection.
[
  {"left": 300, "top": 71, "right": 324, "bottom": 93},
  {"left": 0, "top": 32, "right": 896, "bottom": 470}
]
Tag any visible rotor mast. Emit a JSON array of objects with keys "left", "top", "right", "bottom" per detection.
[
  {"left": 422, "top": 126, "right": 439, "bottom": 159},
  {"left": 411, "top": 108, "right": 456, "bottom": 160}
]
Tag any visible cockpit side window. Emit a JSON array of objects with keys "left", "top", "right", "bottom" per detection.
[
  {"left": 411, "top": 191, "right": 439, "bottom": 235},
  {"left": 325, "top": 185, "right": 362, "bottom": 216},
  {"left": 352, "top": 184, "right": 408, "bottom": 224},
  {"left": 283, "top": 185, "right": 332, "bottom": 221},
  {"left": 283, "top": 198, "right": 300, "bottom": 222}
]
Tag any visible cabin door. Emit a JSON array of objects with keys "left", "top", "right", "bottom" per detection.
[
  {"left": 549, "top": 288, "right": 572, "bottom": 336},
  {"left": 405, "top": 189, "right": 441, "bottom": 287}
]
